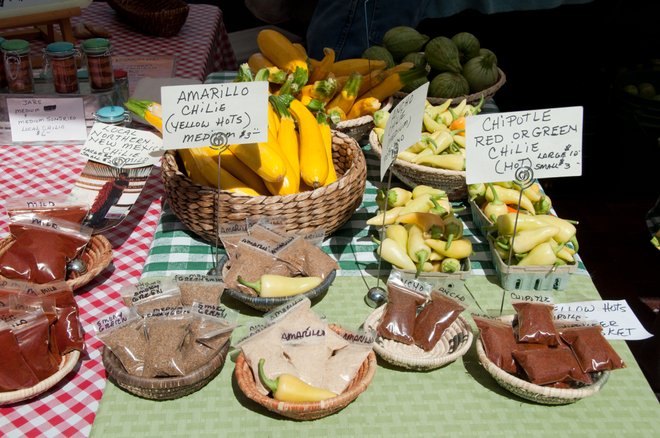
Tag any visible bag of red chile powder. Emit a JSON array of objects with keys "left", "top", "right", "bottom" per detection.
[
  {"left": 377, "top": 282, "right": 426, "bottom": 345},
  {"left": 559, "top": 325, "right": 626, "bottom": 373},
  {"left": 0, "top": 214, "right": 91, "bottom": 284},
  {"left": 0, "top": 320, "right": 41, "bottom": 391},
  {"left": 5, "top": 196, "right": 89, "bottom": 225},
  {"left": 512, "top": 301, "right": 560, "bottom": 346},
  {"left": 413, "top": 290, "right": 465, "bottom": 351},
  {"left": 473, "top": 315, "right": 519, "bottom": 374},
  {"left": 512, "top": 344, "right": 593, "bottom": 386}
]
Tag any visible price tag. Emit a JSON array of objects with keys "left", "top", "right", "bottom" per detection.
[
  {"left": 7, "top": 97, "right": 87, "bottom": 142},
  {"left": 160, "top": 82, "right": 268, "bottom": 150},
  {"left": 380, "top": 82, "right": 428, "bottom": 181},
  {"left": 81, "top": 123, "right": 163, "bottom": 168},
  {"left": 554, "top": 300, "right": 653, "bottom": 340},
  {"left": 465, "top": 106, "right": 583, "bottom": 184}
]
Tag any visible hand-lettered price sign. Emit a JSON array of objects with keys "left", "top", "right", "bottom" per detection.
[
  {"left": 554, "top": 300, "right": 653, "bottom": 340},
  {"left": 7, "top": 97, "right": 87, "bottom": 142},
  {"left": 160, "top": 81, "right": 269, "bottom": 149},
  {"left": 81, "top": 123, "right": 163, "bottom": 168},
  {"left": 380, "top": 82, "right": 429, "bottom": 181},
  {"left": 465, "top": 106, "right": 583, "bottom": 184}
]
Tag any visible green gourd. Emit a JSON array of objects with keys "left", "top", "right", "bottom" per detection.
[
  {"left": 424, "top": 36, "right": 462, "bottom": 74},
  {"left": 462, "top": 52, "right": 499, "bottom": 92},
  {"left": 401, "top": 76, "right": 429, "bottom": 93},
  {"left": 362, "top": 45, "right": 395, "bottom": 68},
  {"left": 402, "top": 52, "right": 429, "bottom": 72},
  {"left": 429, "top": 72, "right": 469, "bottom": 98},
  {"left": 451, "top": 32, "right": 481, "bottom": 64},
  {"left": 382, "top": 26, "right": 429, "bottom": 61},
  {"left": 479, "top": 48, "right": 498, "bottom": 65}
]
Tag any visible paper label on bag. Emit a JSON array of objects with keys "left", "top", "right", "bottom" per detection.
[
  {"left": 8, "top": 97, "right": 87, "bottom": 142},
  {"left": 553, "top": 300, "right": 653, "bottom": 340},
  {"left": 465, "top": 106, "right": 583, "bottom": 184},
  {"left": 380, "top": 82, "right": 428, "bottom": 181},
  {"left": 160, "top": 82, "right": 268, "bottom": 149},
  {"left": 82, "top": 123, "right": 163, "bottom": 168}
]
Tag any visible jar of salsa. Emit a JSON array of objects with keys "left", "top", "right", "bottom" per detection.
[
  {"left": 1, "top": 39, "right": 34, "bottom": 94},
  {"left": 0, "top": 37, "right": 7, "bottom": 90},
  {"left": 82, "top": 38, "right": 114, "bottom": 92},
  {"left": 44, "top": 41, "right": 80, "bottom": 94}
]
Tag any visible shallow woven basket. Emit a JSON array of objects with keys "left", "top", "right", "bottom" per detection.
[
  {"left": 369, "top": 129, "right": 467, "bottom": 200},
  {"left": 363, "top": 306, "right": 473, "bottom": 371},
  {"left": 334, "top": 97, "right": 393, "bottom": 145},
  {"left": 0, "top": 350, "right": 80, "bottom": 406},
  {"left": 161, "top": 130, "right": 367, "bottom": 243},
  {"left": 219, "top": 256, "right": 336, "bottom": 312},
  {"left": 107, "top": 0, "right": 190, "bottom": 37},
  {"left": 234, "top": 324, "right": 377, "bottom": 420},
  {"left": 103, "top": 339, "right": 230, "bottom": 400},
  {"left": 393, "top": 68, "right": 507, "bottom": 107},
  {"left": 0, "top": 234, "right": 113, "bottom": 291}
]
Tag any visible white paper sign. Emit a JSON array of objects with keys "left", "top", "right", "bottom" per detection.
[
  {"left": 81, "top": 123, "right": 163, "bottom": 168},
  {"left": 465, "top": 106, "right": 583, "bottom": 184},
  {"left": 7, "top": 97, "right": 87, "bottom": 142},
  {"left": 554, "top": 300, "right": 653, "bottom": 340},
  {"left": 112, "top": 55, "right": 177, "bottom": 95},
  {"left": 380, "top": 82, "right": 428, "bottom": 181},
  {"left": 160, "top": 82, "right": 268, "bottom": 150}
]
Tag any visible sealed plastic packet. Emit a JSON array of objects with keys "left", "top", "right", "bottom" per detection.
[
  {"left": 175, "top": 273, "right": 225, "bottom": 306},
  {"left": 141, "top": 310, "right": 194, "bottom": 377},
  {"left": 95, "top": 307, "right": 147, "bottom": 376},
  {"left": 182, "top": 302, "right": 238, "bottom": 373},
  {"left": 559, "top": 325, "right": 626, "bottom": 373},
  {"left": 512, "top": 301, "right": 561, "bottom": 346},
  {"left": 129, "top": 276, "right": 183, "bottom": 316},
  {"left": 218, "top": 220, "right": 250, "bottom": 261},
  {"left": 4, "top": 196, "right": 90, "bottom": 224},
  {"left": 0, "top": 320, "right": 40, "bottom": 391},
  {"left": 473, "top": 314, "right": 519, "bottom": 374},
  {"left": 412, "top": 290, "right": 466, "bottom": 351},
  {"left": 377, "top": 280, "right": 427, "bottom": 344},
  {"left": 512, "top": 345, "right": 593, "bottom": 386},
  {"left": 324, "top": 327, "right": 375, "bottom": 394}
]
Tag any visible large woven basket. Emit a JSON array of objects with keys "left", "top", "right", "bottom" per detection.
[
  {"left": 393, "top": 68, "right": 507, "bottom": 107},
  {"left": 234, "top": 324, "right": 377, "bottom": 420},
  {"left": 161, "top": 130, "right": 367, "bottom": 243},
  {"left": 369, "top": 129, "right": 467, "bottom": 200},
  {"left": 102, "top": 339, "right": 230, "bottom": 400},
  {"left": 0, "top": 351, "right": 80, "bottom": 406},
  {"left": 334, "top": 97, "right": 393, "bottom": 145},
  {"left": 0, "top": 234, "right": 113, "bottom": 291},
  {"left": 107, "top": 0, "right": 190, "bottom": 37}
]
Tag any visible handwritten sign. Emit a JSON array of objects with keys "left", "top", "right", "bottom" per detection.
[
  {"left": 554, "top": 300, "right": 653, "bottom": 340},
  {"left": 160, "top": 82, "right": 268, "bottom": 150},
  {"left": 380, "top": 82, "right": 428, "bottom": 181},
  {"left": 7, "top": 97, "right": 87, "bottom": 142},
  {"left": 81, "top": 123, "right": 163, "bottom": 168},
  {"left": 112, "top": 55, "right": 176, "bottom": 95},
  {"left": 465, "top": 106, "right": 583, "bottom": 184}
]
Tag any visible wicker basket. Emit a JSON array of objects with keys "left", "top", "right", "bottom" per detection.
[
  {"left": 0, "top": 234, "right": 113, "bottom": 291},
  {"left": 393, "top": 68, "right": 507, "bottom": 107},
  {"left": 0, "top": 350, "right": 81, "bottom": 406},
  {"left": 334, "top": 97, "right": 393, "bottom": 145},
  {"left": 475, "top": 315, "right": 609, "bottom": 405},
  {"left": 102, "top": 339, "right": 230, "bottom": 400},
  {"left": 161, "top": 130, "right": 367, "bottom": 243},
  {"left": 369, "top": 129, "right": 467, "bottom": 200},
  {"left": 107, "top": 0, "right": 190, "bottom": 37},
  {"left": 363, "top": 306, "right": 473, "bottom": 371},
  {"left": 234, "top": 324, "right": 377, "bottom": 420}
]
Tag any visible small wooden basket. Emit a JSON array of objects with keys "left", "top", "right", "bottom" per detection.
[
  {"left": 106, "top": 0, "right": 190, "bottom": 37},
  {"left": 102, "top": 340, "right": 230, "bottom": 400},
  {"left": 161, "top": 130, "right": 367, "bottom": 243},
  {"left": 369, "top": 129, "right": 467, "bottom": 200},
  {"left": 0, "top": 234, "right": 113, "bottom": 291},
  {"left": 0, "top": 351, "right": 81, "bottom": 406},
  {"left": 234, "top": 324, "right": 377, "bottom": 420},
  {"left": 334, "top": 97, "right": 393, "bottom": 145}
]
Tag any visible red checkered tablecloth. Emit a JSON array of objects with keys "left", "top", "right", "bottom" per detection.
[{"left": 0, "top": 144, "right": 164, "bottom": 437}]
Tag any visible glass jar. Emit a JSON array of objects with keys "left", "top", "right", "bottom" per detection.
[
  {"left": 82, "top": 38, "right": 114, "bottom": 92},
  {"left": 1, "top": 39, "right": 34, "bottom": 94},
  {"left": 0, "top": 37, "right": 6, "bottom": 90},
  {"left": 44, "top": 41, "right": 80, "bottom": 94},
  {"left": 94, "top": 106, "right": 132, "bottom": 126}
]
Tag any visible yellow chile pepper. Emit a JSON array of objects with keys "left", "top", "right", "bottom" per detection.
[
  {"left": 366, "top": 206, "right": 405, "bottom": 226},
  {"left": 425, "top": 238, "right": 473, "bottom": 260},
  {"left": 516, "top": 241, "right": 557, "bottom": 267},
  {"left": 398, "top": 193, "right": 435, "bottom": 216},
  {"left": 406, "top": 224, "right": 432, "bottom": 276},
  {"left": 519, "top": 182, "right": 543, "bottom": 203},
  {"left": 386, "top": 224, "right": 409, "bottom": 252},
  {"left": 506, "top": 226, "right": 559, "bottom": 254},
  {"left": 440, "top": 215, "right": 464, "bottom": 250},
  {"left": 412, "top": 185, "right": 447, "bottom": 199},
  {"left": 373, "top": 109, "right": 390, "bottom": 129},
  {"left": 468, "top": 183, "right": 486, "bottom": 201},
  {"left": 428, "top": 250, "right": 443, "bottom": 261},
  {"left": 437, "top": 110, "right": 454, "bottom": 127},
  {"left": 425, "top": 99, "right": 452, "bottom": 118},
  {"left": 376, "top": 187, "right": 412, "bottom": 210},
  {"left": 396, "top": 212, "right": 445, "bottom": 232},
  {"left": 397, "top": 150, "right": 419, "bottom": 163},
  {"left": 258, "top": 359, "right": 337, "bottom": 402},
  {"left": 423, "top": 112, "right": 444, "bottom": 133},
  {"left": 377, "top": 237, "right": 417, "bottom": 271},
  {"left": 414, "top": 153, "right": 465, "bottom": 171},
  {"left": 485, "top": 184, "right": 535, "bottom": 215},
  {"left": 534, "top": 195, "right": 553, "bottom": 215},
  {"left": 440, "top": 257, "right": 461, "bottom": 273},
  {"left": 549, "top": 239, "right": 575, "bottom": 263},
  {"left": 237, "top": 274, "right": 322, "bottom": 297},
  {"left": 429, "top": 130, "right": 454, "bottom": 154},
  {"left": 452, "top": 99, "right": 468, "bottom": 119},
  {"left": 496, "top": 213, "right": 579, "bottom": 251},
  {"left": 453, "top": 133, "right": 466, "bottom": 148},
  {"left": 373, "top": 127, "right": 385, "bottom": 144}
]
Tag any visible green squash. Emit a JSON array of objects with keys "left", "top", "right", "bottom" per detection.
[
  {"left": 429, "top": 72, "right": 470, "bottom": 98},
  {"left": 362, "top": 45, "right": 395, "bottom": 68},
  {"left": 382, "top": 26, "right": 429, "bottom": 61},
  {"left": 424, "top": 36, "right": 462, "bottom": 74},
  {"left": 479, "top": 48, "right": 498, "bottom": 65},
  {"left": 462, "top": 52, "right": 499, "bottom": 92},
  {"left": 402, "top": 52, "right": 429, "bottom": 72},
  {"left": 452, "top": 32, "right": 481, "bottom": 64},
  {"left": 401, "top": 76, "right": 429, "bottom": 93}
]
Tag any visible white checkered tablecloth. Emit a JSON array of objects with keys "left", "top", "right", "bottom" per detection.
[{"left": 0, "top": 144, "right": 164, "bottom": 437}]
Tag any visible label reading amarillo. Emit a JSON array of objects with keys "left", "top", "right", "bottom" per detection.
[
  {"left": 465, "top": 106, "right": 583, "bottom": 184},
  {"left": 8, "top": 97, "right": 87, "bottom": 142},
  {"left": 380, "top": 82, "right": 428, "bottom": 181},
  {"left": 160, "top": 82, "right": 268, "bottom": 150},
  {"left": 82, "top": 123, "right": 163, "bottom": 168}
]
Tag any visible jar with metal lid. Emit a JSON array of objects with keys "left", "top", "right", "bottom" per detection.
[
  {"left": 0, "top": 37, "right": 6, "bottom": 90},
  {"left": 44, "top": 41, "right": 80, "bottom": 94},
  {"left": 1, "top": 39, "right": 34, "bottom": 94},
  {"left": 94, "top": 106, "right": 132, "bottom": 126},
  {"left": 82, "top": 38, "right": 114, "bottom": 92}
]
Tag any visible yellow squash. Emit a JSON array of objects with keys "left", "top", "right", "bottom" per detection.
[
  {"left": 257, "top": 29, "right": 308, "bottom": 74},
  {"left": 288, "top": 98, "right": 328, "bottom": 188}
]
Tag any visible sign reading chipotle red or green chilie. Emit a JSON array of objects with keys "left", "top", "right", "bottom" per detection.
[
  {"left": 465, "top": 106, "right": 583, "bottom": 184},
  {"left": 160, "top": 82, "right": 269, "bottom": 149}
]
